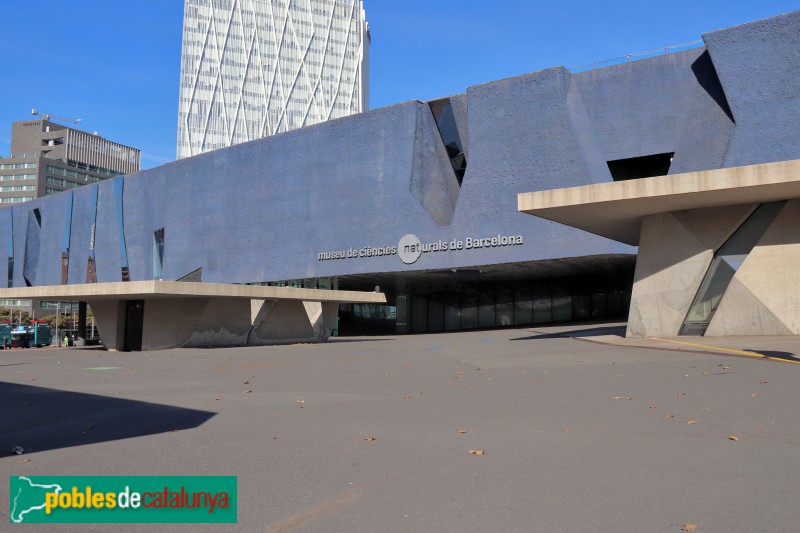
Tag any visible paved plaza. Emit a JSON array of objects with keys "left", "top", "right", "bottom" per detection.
[{"left": 1, "top": 323, "right": 798, "bottom": 532}]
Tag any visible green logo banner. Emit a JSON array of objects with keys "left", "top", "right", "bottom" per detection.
[{"left": 9, "top": 476, "right": 237, "bottom": 523}]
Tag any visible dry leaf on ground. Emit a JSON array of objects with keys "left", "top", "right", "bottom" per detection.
[
  {"left": 728, "top": 436, "right": 739, "bottom": 441},
  {"left": 682, "top": 524, "right": 698, "bottom": 532},
  {"left": 687, "top": 420, "right": 698, "bottom": 425},
  {"left": 364, "top": 437, "right": 377, "bottom": 442},
  {"left": 613, "top": 396, "right": 633, "bottom": 400},
  {"left": 468, "top": 449, "right": 485, "bottom": 455}
]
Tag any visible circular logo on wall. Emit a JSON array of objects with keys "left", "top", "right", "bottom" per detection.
[{"left": 398, "top": 234, "right": 422, "bottom": 264}]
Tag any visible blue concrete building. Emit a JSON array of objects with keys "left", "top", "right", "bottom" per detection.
[{"left": 2, "top": 11, "right": 799, "bottom": 338}]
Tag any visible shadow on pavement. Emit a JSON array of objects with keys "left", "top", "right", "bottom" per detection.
[
  {"left": 328, "top": 338, "right": 394, "bottom": 343},
  {"left": 0, "top": 382, "right": 215, "bottom": 456},
  {"left": 510, "top": 325, "right": 627, "bottom": 341},
  {"left": 742, "top": 349, "right": 800, "bottom": 362}
]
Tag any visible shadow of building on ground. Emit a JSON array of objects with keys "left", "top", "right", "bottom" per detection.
[
  {"left": 0, "top": 382, "right": 215, "bottom": 456},
  {"left": 510, "top": 325, "right": 627, "bottom": 341},
  {"left": 741, "top": 349, "right": 799, "bottom": 362}
]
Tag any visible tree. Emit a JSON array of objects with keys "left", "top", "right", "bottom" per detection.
[
  {"left": 0, "top": 308, "right": 31, "bottom": 326},
  {"left": 40, "top": 314, "right": 71, "bottom": 329}
]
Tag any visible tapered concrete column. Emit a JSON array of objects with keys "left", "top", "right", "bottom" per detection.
[{"left": 87, "top": 299, "right": 125, "bottom": 351}]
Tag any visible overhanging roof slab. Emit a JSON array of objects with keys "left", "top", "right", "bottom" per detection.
[
  {"left": 518, "top": 159, "right": 800, "bottom": 245},
  {"left": 0, "top": 281, "right": 387, "bottom": 304}
]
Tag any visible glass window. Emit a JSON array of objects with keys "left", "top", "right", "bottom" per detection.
[
  {"left": 551, "top": 285, "right": 572, "bottom": 323},
  {"left": 153, "top": 228, "right": 165, "bottom": 279},
  {"left": 532, "top": 285, "right": 552, "bottom": 324},
  {"left": 478, "top": 288, "right": 495, "bottom": 328},
  {"left": 513, "top": 286, "right": 533, "bottom": 326},
  {"left": 496, "top": 287, "right": 514, "bottom": 327},
  {"left": 395, "top": 293, "right": 410, "bottom": 334},
  {"left": 681, "top": 201, "right": 786, "bottom": 335},
  {"left": 572, "top": 293, "right": 591, "bottom": 321},
  {"left": 460, "top": 292, "right": 478, "bottom": 330},
  {"left": 411, "top": 295, "right": 428, "bottom": 333},
  {"left": 427, "top": 296, "right": 444, "bottom": 332},
  {"left": 428, "top": 98, "right": 467, "bottom": 185}
]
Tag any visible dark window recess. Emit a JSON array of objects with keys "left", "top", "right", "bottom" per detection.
[
  {"left": 86, "top": 257, "right": 97, "bottom": 284},
  {"left": 113, "top": 179, "right": 130, "bottom": 282},
  {"left": 62, "top": 192, "right": 73, "bottom": 285},
  {"left": 86, "top": 184, "right": 98, "bottom": 283},
  {"left": 153, "top": 228, "right": 165, "bottom": 279},
  {"left": 32, "top": 208, "right": 42, "bottom": 227},
  {"left": 7, "top": 209, "right": 14, "bottom": 288},
  {"left": 123, "top": 300, "right": 145, "bottom": 352},
  {"left": 61, "top": 252, "right": 69, "bottom": 285},
  {"left": 428, "top": 98, "right": 467, "bottom": 185},
  {"left": 607, "top": 153, "right": 674, "bottom": 181}
]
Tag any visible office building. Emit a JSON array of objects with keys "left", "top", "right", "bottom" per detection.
[
  {"left": 176, "top": 0, "right": 370, "bottom": 159},
  {"left": 0, "top": 119, "right": 140, "bottom": 204},
  {"left": 0, "top": 118, "right": 140, "bottom": 313},
  {"left": 1, "top": 11, "right": 799, "bottom": 349}
]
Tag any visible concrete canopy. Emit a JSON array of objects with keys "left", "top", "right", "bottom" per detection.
[
  {"left": 0, "top": 282, "right": 386, "bottom": 350},
  {"left": 517, "top": 159, "right": 800, "bottom": 245},
  {"left": 0, "top": 280, "right": 387, "bottom": 304}
]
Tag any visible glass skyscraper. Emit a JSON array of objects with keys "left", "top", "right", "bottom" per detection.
[{"left": 177, "top": 0, "right": 369, "bottom": 159}]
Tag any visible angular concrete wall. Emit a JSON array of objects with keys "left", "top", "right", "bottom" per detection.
[
  {"left": 3, "top": 12, "right": 800, "bottom": 291},
  {"left": 88, "top": 297, "right": 340, "bottom": 351},
  {"left": 626, "top": 204, "right": 754, "bottom": 337},
  {"left": 704, "top": 11, "right": 800, "bottom": 168},
  {"left": 88, "top": 299, "right": 125, "bottom": 350},
  {"left": 706, "top": 199, "right": 800, "bottom": 335}
]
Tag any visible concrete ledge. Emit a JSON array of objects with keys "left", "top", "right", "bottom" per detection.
[
  {"left": 518, "top": 159, "right": 800, "bottom": 245},
  {"left": 0, "top": 282, "right": 386, "bottom": 351},
  {"left": 0, "top": 280, "right": 387, "bottom": 304}
]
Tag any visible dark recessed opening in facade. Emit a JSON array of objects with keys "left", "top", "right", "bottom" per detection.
[
  {"left": 428, "top": 98, "right": 467, "bottom": 185},
  {"left": 153, "top": 228, "right": 165, "bottom": 279},
  {"left": 607, "top": 153, "right": 674, "bottom": 181}
]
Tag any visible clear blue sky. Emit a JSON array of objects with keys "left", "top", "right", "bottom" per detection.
[{"left": 1, "top": 0, "right": 798, "bottom": 169}]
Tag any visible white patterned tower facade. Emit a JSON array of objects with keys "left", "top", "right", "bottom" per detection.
[{"left": 177, "top": 0, "right": 369, "bottom": 159}]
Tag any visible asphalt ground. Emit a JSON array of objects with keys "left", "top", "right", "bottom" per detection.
[{"left": 1, "top": 323, "right": 799, "bottom": 532}]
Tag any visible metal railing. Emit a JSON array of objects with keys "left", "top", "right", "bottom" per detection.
[{"left": 569, "top": 40, "right": 704, "bottom": 73}]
